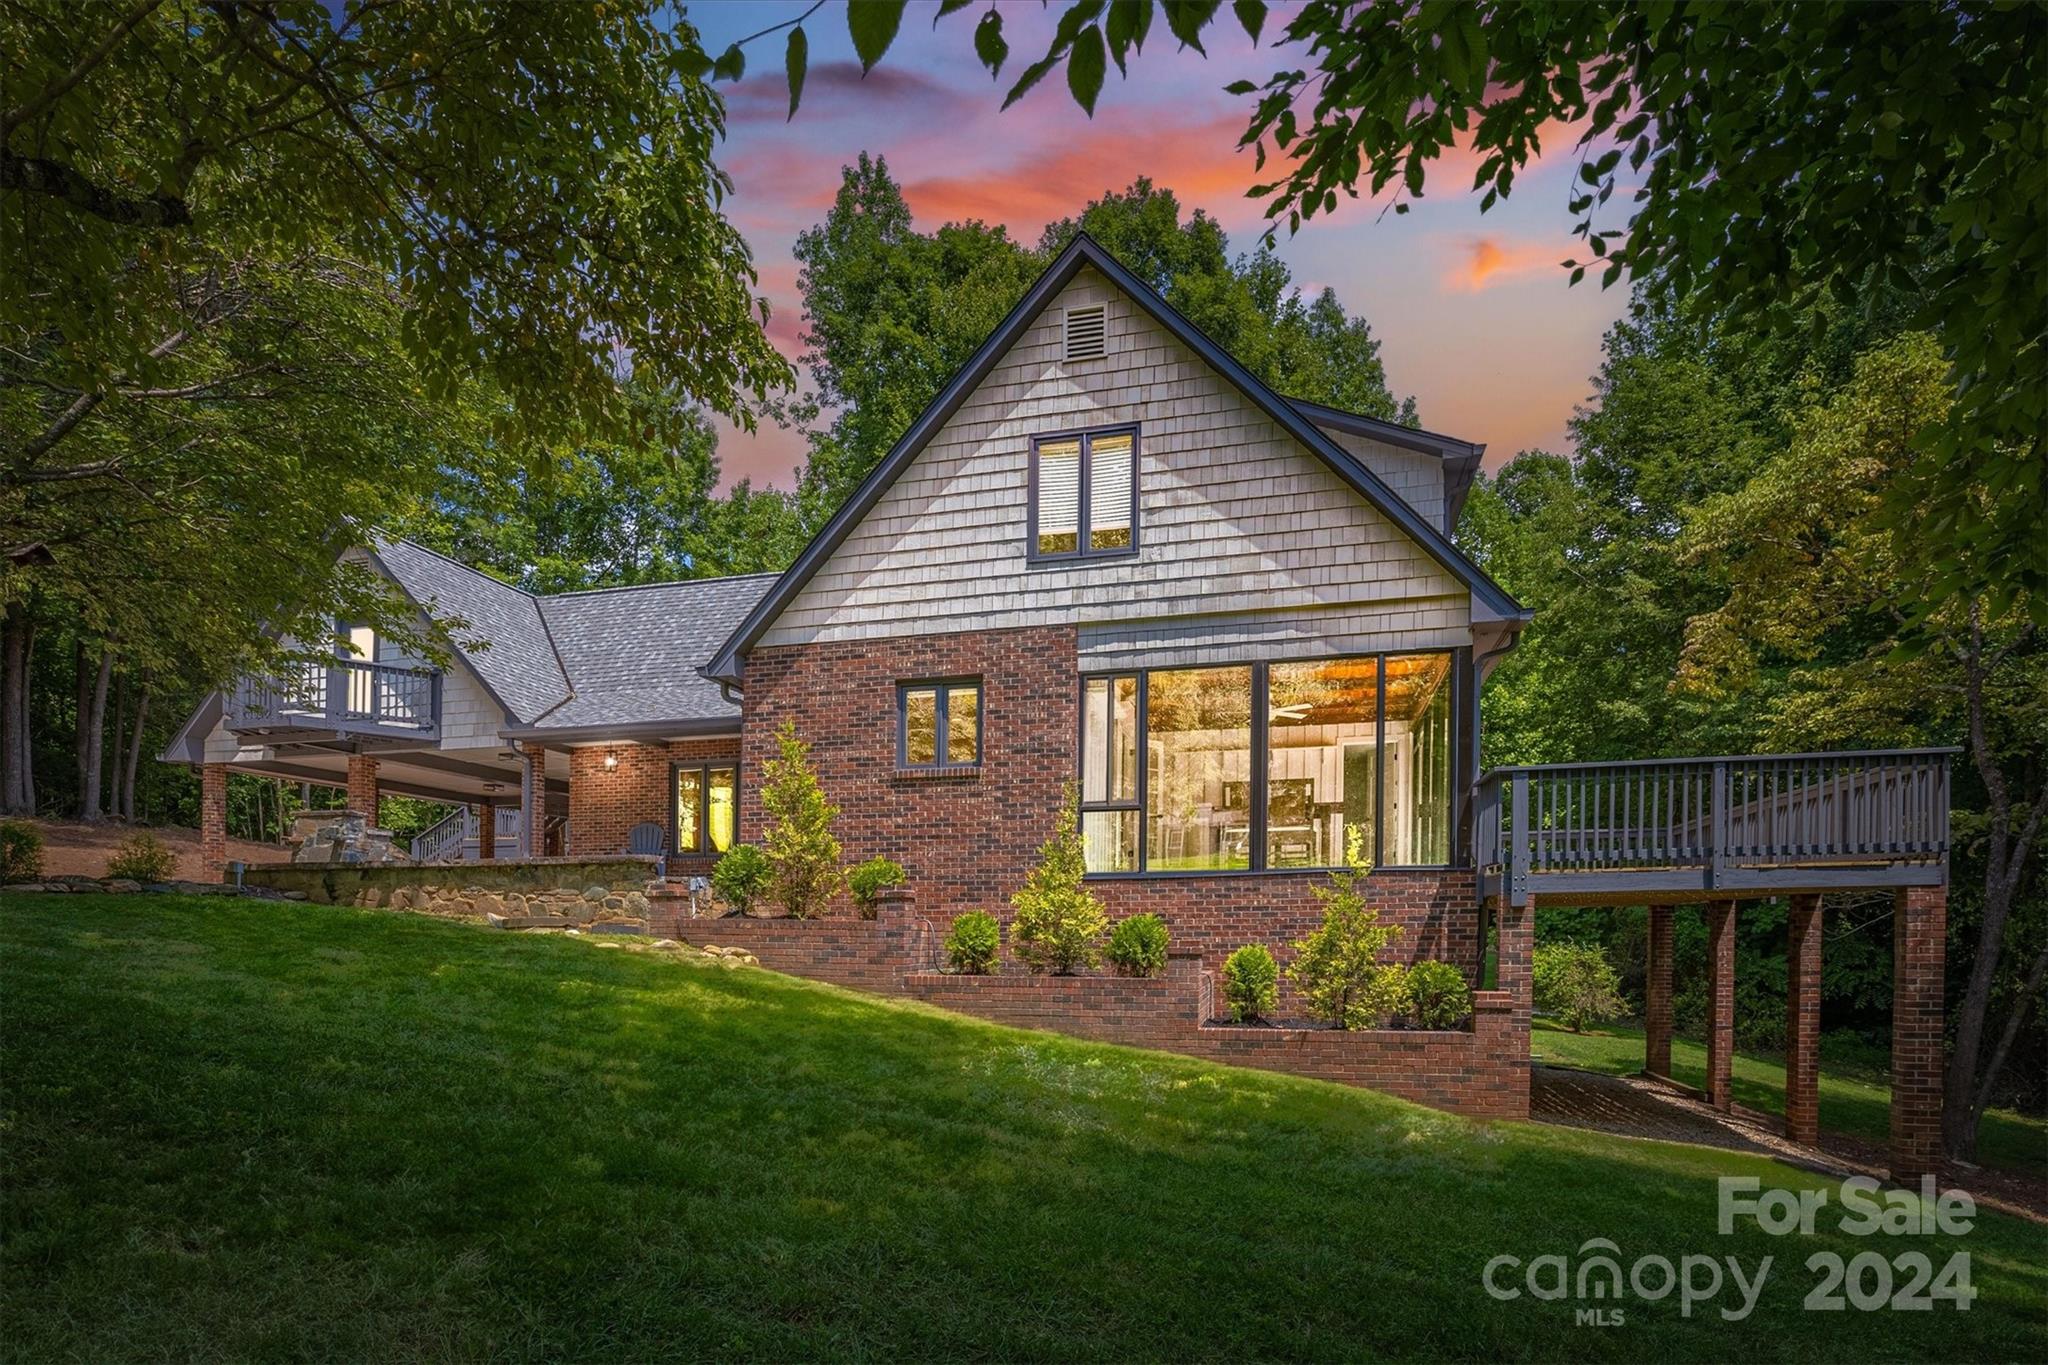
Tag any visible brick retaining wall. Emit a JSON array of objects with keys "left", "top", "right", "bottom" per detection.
[{"left": 651, "top": 889, "right": 1529, "bottom": 1120}]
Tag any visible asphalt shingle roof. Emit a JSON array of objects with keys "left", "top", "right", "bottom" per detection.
[{"left": 369, "top": 539, "right": 770, "bottom": 734}]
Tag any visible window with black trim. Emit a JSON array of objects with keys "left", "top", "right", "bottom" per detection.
[
  {"left": 673, "top": 762, "right": 736, "bottom": 854},
  {"left": 1030, "top": 427, "right": 1137, "bottom": 560},
  {"left": 898, "top": 680, "right": 981, "bottom": 769},
  {"left": 1078, "top": 652, "right": 1461, "bottom": 875}
]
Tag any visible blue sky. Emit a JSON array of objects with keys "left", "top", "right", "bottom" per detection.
[{"left": 691, "top": 1, "right": 1629, "bottom": 488}]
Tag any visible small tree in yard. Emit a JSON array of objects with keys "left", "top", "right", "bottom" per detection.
[
  {"left": 1008, "top": 788, "right": 1107, "bottom": 975},
  {"left": 1533, "top": 942, "right": 1627, "bottom": 1033},
  {"left": 1287, "top": 854, "right": 1405, "bottom": 1030},
  {"left": 1221, "top": 945, "right": 1279, "bottom": 1024},
  {"left": 760, "top": 722, "right": 842, "bottom": 919}
]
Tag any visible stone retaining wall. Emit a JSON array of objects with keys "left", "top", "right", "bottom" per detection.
[{"left": 244, "top": 856, "right": 662, "bottom": 915}]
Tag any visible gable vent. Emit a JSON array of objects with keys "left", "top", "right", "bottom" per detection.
[{"left": 1062, "top": 304, "right": 1107, "bottom": 362}]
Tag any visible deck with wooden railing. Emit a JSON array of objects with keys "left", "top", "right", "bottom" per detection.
[
  {"left": 226, "top": 657, "right": 442, "bottom": 741},
  {"left": 1476, "top": 749, "right": 1955, "bottom": 906}
]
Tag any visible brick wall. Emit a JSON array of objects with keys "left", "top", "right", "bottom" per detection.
[
  {"left": 568, "top": 738, "right": 741, "bottom": 879},
  {"left": 345, "top": 754, "right": 379, "bottom": 821},
  {"left": 1891, "top": 884, "right": 1947, "bottom": 1182},
  {"left": 200, "top": 762, "right": 228, "bottom": 877},
  {"left": 740, "top": 625, "right": 1481, "bottom": 1010}
]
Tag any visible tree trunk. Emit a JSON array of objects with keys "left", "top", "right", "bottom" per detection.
[
  {"left": 1940, "top": 614, "right": 2045, "bottom": 1162},
  {"left": 1, "top": 601, "right": 30, "bottom": 815},
  {"left": 121, "top": 676, "right": 149, "bottom": 823},
  {"left": 76, "top": 646, "right": 111, "bottom": 821},
  {"left": 108, "top": 670, "right": 127, "bottom": 819}
]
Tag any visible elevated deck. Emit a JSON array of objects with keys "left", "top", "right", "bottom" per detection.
[
  {"left": 1476, "top": 748, "right": 1955, "bottom": 906},
  {"left": 226, "top": 657, "right": 442, "bottom": 744}
]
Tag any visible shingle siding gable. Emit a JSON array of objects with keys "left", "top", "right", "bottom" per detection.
[{"left": 760, "top": 267, "right": 1468, "bottom": 650}]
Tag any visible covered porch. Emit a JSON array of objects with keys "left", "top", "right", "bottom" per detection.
[{"left": 1477, "top": 748, "right": 1956, "bottom": 1183}]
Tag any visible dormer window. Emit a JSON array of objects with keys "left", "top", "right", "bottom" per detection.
[
  {"left": 1062, "top": 304, "right": 1107, "bottom": 361},
  {"left": 1030, "top": 426, "right": 1138, "bottom": 561}
]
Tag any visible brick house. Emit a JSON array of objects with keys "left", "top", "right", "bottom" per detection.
[{"left": 166, "top": 235, "right": 1953, "bottom": 1175}]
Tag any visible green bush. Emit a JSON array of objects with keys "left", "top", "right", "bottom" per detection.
[
  {"left": 1285, "top": 864, "right": 1404, "bottom": 1029},
  {"left": 710, "top": 843, "right": 771, "bottom": 916},
  {"left": 0, "top": 820, "right": 44, "bottom": 882},
  {"left": 847, "top": 856, "right": 906, "bottom": 919},
  {"left": 106, "top": 831, "right": 176, "bottom": 883},
  {"left": 1106, "top": 913, "right": 1170, "bottom": 978},
  {"left": 1404, "top": 959, "right": 1474, "bottom": 1029},
  {"left": 1533, "top": 941, "right": 1626, "bottom": 1033},
  {"left": 945, "top": 911, "right": 1001, "bottom": 975},
  {"left": 1220, "top": 944, "right": 1278, "bottom": 1024},
  {"left": 760, "top": 721, "right": 843, "bottom": 918},
  {"left": 1008, "top": 789, "right": 1106, "bottom": 975}
]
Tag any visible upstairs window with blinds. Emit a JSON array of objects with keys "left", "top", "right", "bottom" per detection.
[{"left": 1030, "top": 427, "right": 1138, "bottom": 561}]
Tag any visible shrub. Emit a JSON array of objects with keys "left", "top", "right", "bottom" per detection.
[
  {"left": 1221, "top": 944, "right": 1279, "bottom": 1024},
  {"left": 760, "top": 721, "right": 842, "bottom": 918},
  {"left": 1106, "top": 913, "right": 1170, "bottom": 978},
  {"left": 1008, "top": 789, "right": 1106, "bottom": 975},
  {"left": 0, "top": 820, "right": 44, "bottom": 882},
  {"left": 1533, "top": 941, "right": 1627, "bottom": 1033},
  {"left": 847, "top": 856, "right": 906, "bottom": 919},
  {"left": 945, "top": 911, "right": 1001, "bottom": 975},
  {"left": 1404, "top": 959, "right": 1474, "bottom": 1029},
  {"left": 710, "top": 844, "right": 771, "bottom": 916},
  {"left": 106, "top": 831, "right": 176, "bottom": 883},
  {"left": 1286, "top": 863, "right": 1404, "bottom": 1029}
]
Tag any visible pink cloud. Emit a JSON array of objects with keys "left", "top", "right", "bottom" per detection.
[{"left": 1442, "top": 234, "right": 1569, "bottom": 292}]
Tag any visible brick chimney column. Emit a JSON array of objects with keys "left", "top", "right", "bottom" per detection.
[
  {"left": 345, "top": 753, "right": 380, "bottom": 823},
  {"left": 199, "top": 763, "right": 229, "bottom": 879}
]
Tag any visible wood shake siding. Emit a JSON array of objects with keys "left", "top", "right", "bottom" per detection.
[
  {"left": 1318, "top": 427, "right": 1449, "bottom": 534},
  {"left": 759, "top": 267, "right": 1469, "bottom": 652}
]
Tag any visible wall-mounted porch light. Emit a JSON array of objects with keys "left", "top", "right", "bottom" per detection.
[{"left": 604, "top": 750, "right": 619, "bottom": 772}]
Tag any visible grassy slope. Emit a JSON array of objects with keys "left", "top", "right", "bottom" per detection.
[
  {"left": 1532, "top": 1019, "right": 2047, "bottom": 1180},
  {"left": 2, "top": 896, "right": 2041, "bottom": 1363}
]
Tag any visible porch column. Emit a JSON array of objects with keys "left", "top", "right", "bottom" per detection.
[
  {"left": 1494, "top": 897, "right": 1534, "bottom": 1119},
  {"left": 345, "top": 753, "right": 380, "bottom": 823},
  {"left": 1891, "top": 885, "right": 1947, "bottom": 1183},
  {"left": 1704, "top": 899, "right": 1737, "bottom": 1111},
  {"left": 1785, "top": 894, "right": 1824, "bottom": 1145},
  {"left": 199, "top": 762, "right": 228, "bottom": 879},
  {"left": 1644, "top": 905, "right": 1674, "bottom": 1079},
  {"left": 475, "top": 802, "right": 495, "bottom": 860},
  {"left": 520, "top": 744, "right": 548, "bottom": 858}
]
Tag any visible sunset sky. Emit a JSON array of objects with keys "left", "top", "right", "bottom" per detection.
[{"left": 692, "top": 2, "right": 1630, "bottom": 489}]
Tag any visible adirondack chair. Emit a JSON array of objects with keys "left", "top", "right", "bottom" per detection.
[{"left": 627, "top": 821, "right": 667, "bottom": 877}]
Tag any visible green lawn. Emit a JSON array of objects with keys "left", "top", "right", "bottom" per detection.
[
  {"left": 4, "top": 896, "right": 2043, "bottom": 1361},
  {"left": 1533, "top": 1018, "right": 2048, "bottom": 1181}
]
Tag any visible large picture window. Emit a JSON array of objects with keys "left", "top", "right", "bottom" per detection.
[
  {"left": 673, "top": 763, "right": 736, "bottom": 855},
  {"left": 1079, "top": 652, "right": 1460, "bottom": 875},
  {"left": 1030, "top": 427, "right": 1137, "bottom": 560}
]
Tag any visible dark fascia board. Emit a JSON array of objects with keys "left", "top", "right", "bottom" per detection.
[
  {"left": 1286, "top": 395, "right": 1488, "bottom": 533},
  {"left": 498, "top": 717, "right": 740, "bottom": 746},
  {"left": 159, "top": 691, "right": 225, "bottom": 765},
  {"left": 701, "top": 234, "right": 1527, "bottom": 685}
]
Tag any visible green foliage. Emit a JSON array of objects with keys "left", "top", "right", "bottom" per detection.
[
  {"left": 1106, "top": 913, "right": 1170, "bottom": 978},
  {"left": 0, "top": 820, "right": 44, "bottom": 882},
  {"left": 758, "top": 723, "right": 842, "bottom": 920},
  {"left": 105, "top": 831, "right": 175, "bottom": 883},
  {"left": 1404, "top": 960, "right": 1474, "bottom": 1030},
  {"left": 847, "top": 856, "right": 906, "bottom": 920},
  {"left": 1286, "top": 865, "right": 1406, "bottom": 1029},
  {"left": 1220, "top": 944, "right": 1278, "bottom": 1025},
  {"left": 711, "top": 844, "right": 771, "bottom": 917},
  {"left": 1008, "top": 790, "right": 1107, "bottom": 975},
  {"left": 944, "top": 910, "right": 1001, "bottom": 975},
  {"left": 1533, "top": 942, "right": 1627, "bottom": 1034}
]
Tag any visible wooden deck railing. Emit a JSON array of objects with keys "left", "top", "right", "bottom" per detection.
[
  {"left": 227, "top": 658, "right": 441, "bottom": 738},
  {"left": 1476, "top": 749, "right": 1955, "bottom": 905}
]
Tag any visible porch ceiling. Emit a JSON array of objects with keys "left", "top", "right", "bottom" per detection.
[{"left": 227, "top": 744, "right": 567, "bottom": 806}]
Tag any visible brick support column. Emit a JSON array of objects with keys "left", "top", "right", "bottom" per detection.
[
  {"left": 475, "top": 803, "right": 495, "bottom": 860},
  {"left": 1704, "top": 899, "right": 1737, "bottom": 1111},
  {"left": 1644, "top": 905, "right": 1674, "bottom": 1078},
  {"left": 1494, "top": 898, "right": 1534, "bottom": 1110},
  {"left": 520, "top": 744, "right": 548, "bottom": 857},
  {"left": 1891, "top": 885, "right": 1947, "bottom": 1183},
  {"left": 1785, "top": 894, "right": 1824, "bottom": 1145},
  {"left": 345, "top": 754, "right": 380, "bottom": 823},
  {"left": 199, "top": 763, "right": 229, "bottom": 879}
]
